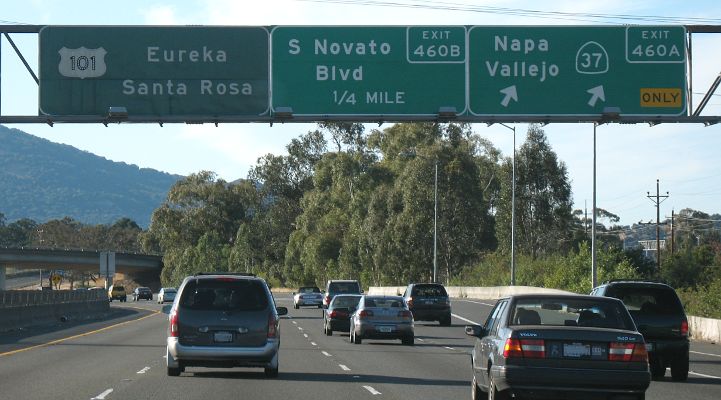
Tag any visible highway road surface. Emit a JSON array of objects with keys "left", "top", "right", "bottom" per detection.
[{"left": 1, "top": 294, "right": 720, "bottom": 399}]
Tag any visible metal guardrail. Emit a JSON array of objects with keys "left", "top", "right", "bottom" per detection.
[{"left": 0, "top": 290, "right": 107, "bottom": 308}]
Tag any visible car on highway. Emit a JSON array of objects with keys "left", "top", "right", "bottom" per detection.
[
  {"left": 158, "top": 287, "right": 177, "bottom": 304},
  {"left": 166, "top": 272, "right": 288, "bottom": 377},
  {"left": 323, "top": 279, "right": 362, "bottom": 308},
  {"left": 402, "top": 282, "right": 452, "bottom": 326},
  {"left": 465, "top": 294, "right": 650, "bottom": 400},
  {"left": 132, "top": 286, "right": 153, "bottom": 301},
  {"left": 592, "top": 279, "right": 690, "bottom": 381},
  {"left": 349, "top": 295, "right": 414, "bottom": 345},
  {"left": 323, "top": 294, "right": 362, "bottom": 336},
  {"left": 107, "top": 284, "right": 127, "bottom": 302},
  {"left": 292, "top": 286, "right": 323, "bottom": 309}
]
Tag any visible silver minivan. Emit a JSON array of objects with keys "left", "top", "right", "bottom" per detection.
[{"left": 166, "top": 273, "right": 288, "bottom": 377}]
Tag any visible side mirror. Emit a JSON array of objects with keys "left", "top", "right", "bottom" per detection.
[
  {"left": 276, "top": 306, "right": 288, "bottom": 316},
  {"left": 360, "top": 289, "right": 365, "bottom": 294},
  {"left": 465, "top": 325, "right": 485, "bottom": 338}
]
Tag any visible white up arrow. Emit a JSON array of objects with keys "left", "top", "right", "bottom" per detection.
[
  {"left": 500, "top": 86, "right": 518, "bottom": 107},
  {"left": 587, "top": 85, "right": 605, "bottom": 107}
]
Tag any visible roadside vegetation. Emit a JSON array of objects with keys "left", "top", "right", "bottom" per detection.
[{"left": 3, "top": 122, "right": 720, "bottom": 318}]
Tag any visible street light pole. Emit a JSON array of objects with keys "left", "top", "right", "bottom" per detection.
[
  {"left": 433, "top": 159, "right": 438, "bottom": 283},
  {"left": 592, "top": 123, "right": 597, "bottom": 288},
  {"left": 499, "top": 123, "right": 516, "bottom": 286}
]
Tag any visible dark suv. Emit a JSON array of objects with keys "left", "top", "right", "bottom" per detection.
[
  {"left": 402, "top": 283, "right": 452, "bottom": 326},
  {"left": 166, "top": 273, "right": 288, "bottom": 377},
  {"left": 592, "top": 279, "right": 689, "bottom": 381},
  {"left": 323, "top": 280, "right": 362, "bottom": 309}
]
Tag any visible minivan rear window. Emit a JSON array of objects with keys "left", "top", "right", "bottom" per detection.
[
  {"left": 179, "top": 279, "right": 269, "bottom": 311},
  {"left": 412, "top": 284, "right": 448, "bottom": 297},
  {"left": 608, "top": 286, "right": 684, "bottom": 315},
  {"left": 328, "top": 282, "right": 360, "bottom": 294}
]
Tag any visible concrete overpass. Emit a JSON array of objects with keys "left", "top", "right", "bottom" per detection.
[{"left": 0, "top": 247, "right": 163, "bottom": 290}]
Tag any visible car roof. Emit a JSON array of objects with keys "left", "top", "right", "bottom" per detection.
[
  {"left": 601, "top": 280, "right": 673, "bottom": 288},
  {"left": 328, "top": 279, "right": 359, "bottom": 283},
  {"left": 363, "top": 295, "right": 403, "bottom": 300},
  {"left": 503, "top": 293, "right": 622, "bottom": 302}
]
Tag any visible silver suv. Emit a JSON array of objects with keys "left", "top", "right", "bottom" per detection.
[{"left": 166, "top": 273, "right": 288, "bottom": 377}]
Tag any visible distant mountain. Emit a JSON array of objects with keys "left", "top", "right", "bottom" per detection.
[{"left": 0, "top": 125, "right": 182, "bottom": 228}]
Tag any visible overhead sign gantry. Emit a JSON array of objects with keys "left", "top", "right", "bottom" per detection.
[{"left": 0, "top": 24, "right": 718, "bottom": 124}]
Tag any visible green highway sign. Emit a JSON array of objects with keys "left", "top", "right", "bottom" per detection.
[
  {"left": 271, "top": 26, "right": 466, "bottom": 116},
  {"left": 39, "top": 26, "right": 269, "bottom": 117},
  {"left": 468, "top": 26, "right": 687, "bottom": 116}
]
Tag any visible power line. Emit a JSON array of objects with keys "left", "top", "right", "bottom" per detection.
[{"left": 295, "top": 0, "right": 721, "bottom": 24}]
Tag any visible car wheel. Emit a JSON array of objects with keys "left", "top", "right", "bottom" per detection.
[
  {"left": 440, "top": 315, "right": 452, "bottom": 326},
  {"left": 353, "top": 330, "right": 362, "bottom": 344},
  {"left": 325, "top": 321, "right": 333, "bottom": 336},
  {"left": 488, "top": 375, "right": 508, "bottom": 400},
  {"left": 472, "top": 376, "right": 482, "bottom": 400},
  {"left": 650, "top": 358, "right": 666, "bottom": 380},
  {"left": 294, "top": 303, "right": 299, "bottom": 309},
  {"left": 402, "top": 335, "right": 414, "bottom": 346},
  {"left": 167, "top": 365, "right": 181, "bottom": 376},
  {"left": 264, "top": 366, "right": 279, "bottom": 378},
  {"left": 671, "top": 353, "right": 689, "bottom": 381},
  {"left": 317, "top": 304, "right": 322, "bottom": 309}
]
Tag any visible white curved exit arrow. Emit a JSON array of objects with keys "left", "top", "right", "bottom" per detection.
[
  {"left": 500, "top": 86, "right": 518, "bottom": 107},
  {"left": 587, "top": 85, "right": 606, "bottom": 107}
]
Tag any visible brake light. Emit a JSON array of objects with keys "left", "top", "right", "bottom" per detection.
[
  {"left": 503, "top": 338, "right": 545, "bottom": 358},
  {"left": 169, "top": 310, "right": 179, "bottom": 337},
  {"left": 329, "top": 310, "right": 347, "bottom": 318},
  {"left": 609, "top": 342, "right": 647, "bottom": 362},
  {"left": 407, "top": 297, "right": 414, "bottom": 308},
  {"left": 359, "top": 310, "right": 374, "bottom": 319},
  {"left": 681, "top": 320, "right": 689, "bottom": 337},
  {"left": 267, "top": 314, "right": 278, "bottom": 338},
  {"left": 324, "top": 295, "right": 331, "bottom": 306},
  {"left": 398, "top": 310, "right": 413, "bottom": 319}
]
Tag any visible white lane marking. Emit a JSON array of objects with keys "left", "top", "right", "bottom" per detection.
[
  {"left": 91, "top": 389, "right": 113, "bottom": 400},
  {"left": 322, "top": 351, "right": 332, "bottom": 357},
  {"left": 339, "top": 364, "right": 351, "bottom": 371},
  {"left": 292, "top": 321, "right": 297, "bottom": 325},
  {"left": 136, "top": 366, "right": 150, "bottom": 374},
  {"left": 417, "top": 338, "right": 424, "bottom": 342},
  {"left": 691, "top": 350, "right": 721, "bottom": 358},
  {"left": 689, "top": 370, "right": 721, "bottom": 379},
  {"left": 311, "top": 341, "right": 317, "bottom": 346},
  {"left": 452, "top": 313, "right": 480, "bottom": 325},
  {"left": 363, "top": 386, "right": 382, "bottom": 395},
  {"left": 298, "top": 327, "right": 304, "bottom": 331},
  {"left": 303, "top": 333, "right": 309, "bottom": 338},
  {"left": 444, "top": 346, "right": 455, "bottom": 350},
  {"left": 454, "top": 299, "right": 495, "bottom": 307}
]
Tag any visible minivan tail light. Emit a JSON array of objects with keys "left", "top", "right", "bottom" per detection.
[
  {"left": 267, "top": 314, "right": 278, "bottom": 338},
  {"left": 681, "top": 320, "right": 689, "bottom": 337},
  {"left": 609, "top": 342, "right": 647, "bottom": 362},
  {"left": 169, "top": 310, "right": 179, "bottom": 337}
]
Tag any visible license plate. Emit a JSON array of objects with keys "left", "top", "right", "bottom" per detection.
[
  {"left": 379, "top": 326, "right": 393, "bottom": 333},
  {"left": 563, "top": 343, "right": 590, "bottom": 358},
  {"left": 214, "top": 332, "right": 233, "bottom": 343}
]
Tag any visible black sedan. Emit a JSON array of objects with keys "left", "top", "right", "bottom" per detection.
[
  {"left": 323, "top": 294, "right": 362, "bottom": 336},
  {"left": 132, "top": 286, "right": 153, "bottom": 301},
  {"left": 466, "top": 294, "right": 650, "bottom": 400}
]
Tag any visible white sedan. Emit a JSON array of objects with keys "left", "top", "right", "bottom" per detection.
[
  {"left": 293, "top": 286, "right": 323, "bottom": 309},
  {"left": 158, "top": 287, "right": 177, "bottom": 304}
]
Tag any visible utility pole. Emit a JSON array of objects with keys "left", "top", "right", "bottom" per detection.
[
  {"left": 644, "top": 179, "right": 669, "bottom": 271},
  {"left": 671, "top": 209, "right": 675, "bottom": 256}
]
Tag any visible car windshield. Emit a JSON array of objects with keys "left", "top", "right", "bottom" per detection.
[
  {"left": 510, "top": 297, "right": 634, "bottom": 330},
  {"left": 412, "top": 284, "right": 447, "bottom": 297},
  {"left": 113, "top": 286, "right": 124, "bottom": 291},
  {"left": 364, "top": 297, "right": 404, "bottom": 308},
  {"left": 328, "top": 282, "right": 360, "bottom": 294},
  {"left": 299, "top": 287, "right": 320, "bottom": 293},
  {"left": 164, "top": 288, "right": 176, "bottom": 293},
  {"left": 179, "top": 279, "right": 268, "bottom": 311}
]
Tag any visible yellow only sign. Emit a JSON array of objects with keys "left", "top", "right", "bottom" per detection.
[{"left": 640, "top": 88, "right": 682, "bottom": 107}]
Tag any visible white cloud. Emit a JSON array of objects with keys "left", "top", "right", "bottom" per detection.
[{"left": 141, "top": 5, "right": 183, "bottom": 25}]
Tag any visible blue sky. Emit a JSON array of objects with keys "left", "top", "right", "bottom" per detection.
[{"left": 2, "top": 0, "right": 721, "bottom": 228}]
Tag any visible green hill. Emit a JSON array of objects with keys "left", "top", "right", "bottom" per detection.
[{"left": 0, "top": 125, "right": 181, "bottom": 227}]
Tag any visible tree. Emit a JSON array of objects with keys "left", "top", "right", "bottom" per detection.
[{"left": 495, "top": 124, "right": 574, "bottom": 259}]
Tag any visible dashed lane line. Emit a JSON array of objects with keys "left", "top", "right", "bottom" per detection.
[
  {"left": 691, "top": 350, "right": 721, "bottom": 358},
  {"left": 339, "top": 364, "right": 351, "bottom": 371},
  {"left": 322, "top": 351, "right": 332, "bottom": 357},
  {"left": 689, "top": 370, "right": 721, "bottom": 380},
  {"left": 91, "top": 388, "right": 113, "bottom": 400},
  {"left": 363, "top": 386, "right": 382, "bottom": 395},
  {"left": 311, "top": 342, "right": 317, "bottom": 346},
  {"left": 444, "top": 346, "right": 455, "bottom": 350},
  {"left": 454, "top": 299, "right": 495, "bottom": 307},
  {"left": 451, "top": 313, "right": 479, "bottom": 325},
  {"left": 137, "top": 367, "right": 150, "bottom": 374}
]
